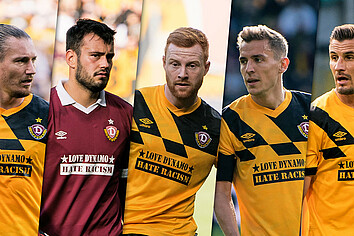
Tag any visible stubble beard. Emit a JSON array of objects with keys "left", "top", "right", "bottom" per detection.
[
  {"left": 337, "top": 85, "right": 354, "bottom": 95},
  {"left": 166, "top": 79, "right": 202, "bottom": 102},
  {"left": 11, "top": 88, "right": 31, "bottom": 98},
  {"left": 75, "top": 60, "right": 109, "bottom": 93},
  {"left": 11, "top": 79, "right": 32, "bottom": 98}
]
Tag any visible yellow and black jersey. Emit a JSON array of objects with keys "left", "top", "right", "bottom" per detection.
[
  {"left": 305, "top": 89, "right": 354, "bottom": 235},
  {"left": 0, "top": 94, "right": 49, "bottom": 235},
  {"left": 217, "top": 90, "right": 311, "bottom": 235},
  {"left": 123, "top": 85, "right": 221, "bottom": 236}
]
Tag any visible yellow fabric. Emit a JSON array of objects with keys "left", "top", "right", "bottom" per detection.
[
  {"left": 124, "top": 85, "right": 218, "bottom": 236},
  {"left": 0, "top": 94, "right": 47, "bottom": 236},
  {"left": 219, "top": 91, "right": 309, "bottom": 235},
  {"left": 305, "top": 89, "right": 354, "bottom": 235}
]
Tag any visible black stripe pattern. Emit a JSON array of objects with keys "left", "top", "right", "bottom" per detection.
[
  {"left": 222, "top": 91, "right": 311, "bottom": 161},
  {"left": 132, "top": 90, "right": 221, "bottom": 158},
  {"left": 310, "top": 106, "right": 354, "bottom": 159}
]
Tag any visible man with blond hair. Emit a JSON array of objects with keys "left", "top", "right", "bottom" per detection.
[{"left": 0, "top": 24, "right": 48, "bottom": 235}]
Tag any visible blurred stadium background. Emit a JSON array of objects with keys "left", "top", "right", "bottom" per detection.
[
  {"left": 2, "top": 0, "right": 353, "bottom": 235},
  {"left": 0, "top": 0, "right": 58, "bottom": 101},
  {"left": 311, "top": 0, "right": 354, "bottom": 100},
  {"left": 51, "top": 0, "right": 142, "bottom": 103}
]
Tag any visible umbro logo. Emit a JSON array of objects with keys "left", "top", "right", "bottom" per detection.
[
  {"left": 55, "top": 130, "right": 67, "bottom": 140},
  {"left": 139, "top": 118, "right": 153, "bottom": 125},
  {"left": 333, "top": 131, "right": 347, "bottom": 141},
  {"left": 241, "top": 133, "right": 255, "bottom": 139},
  {"left": 241, "top": 133, "right": 255, "bottom": 143},
  {"left": 333, "top": 131, "right": 347, "bottom": 138},
  {"left": 139, "top": 118, "right": 154, "bottom": 128}
]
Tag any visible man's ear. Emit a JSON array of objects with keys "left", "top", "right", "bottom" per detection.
[
  {"left": 279, "top": 57, "right": 290, "bottom": 73},
  {"left": 162, "top": 55, "right": 166, "bottom": 68},
  {"left": 66, "top": 49, "right": 77, "bottom": 69},
  {"left": 204, "top": 61, "right": 211, "bottom": 76}
]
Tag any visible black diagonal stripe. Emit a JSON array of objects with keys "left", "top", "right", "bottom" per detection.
[
  {"left": 130, "top": 130, "right": 144, "bottom": 144},
  {"left": 169, "top": 100, "right": 221, "bottom": 156},
  {"left": 266, "top": 91, "right": 311, "bottom": 142},
  {"left": 311, "top": 106, "right": 354, "bottom": 147},
  {"left": 133, "top": 90, "right": 161, "bottom": 137},
  {"left": 235, "top": 149, "right": 256, "bottom": 162},
  {"left": 305, "top": 167, "right": 317, "bottom": 176},
  {"left": 222, "top": 107, "right": 268, "bottom": 149},
  {"left": 0, "top": 139, "right": 25, "bottom": 151},
  {"left": 216, "top": 153, "right": 236, "bottom": 182},
  {"left": 320, "top": 147, "right": 346, "bottom": 160},
  {"left": 270, "top": 142, "right": 302, "bottom": 156},
  {"left": 4, "top": 95, "right": 49, "bottom": 144},
  {"left": 163, "top": 138, "right": 188, "bottom": 158}
]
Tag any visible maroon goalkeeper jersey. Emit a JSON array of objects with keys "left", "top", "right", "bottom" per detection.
[{"left": 39, "top": 85, "right": 132, "bottom": 236}]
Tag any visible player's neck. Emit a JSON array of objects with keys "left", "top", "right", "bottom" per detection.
[
  {"left": 164, "top": 85, "right": 198, "bottom": 109},
  {"left": 251, "top": 88, "right": 286, "bottom": 110},
  {"left": 64, "top": 79, "right": 100, "bottom": 108},
  {"left": 335, "top": 90, "right": 354, "bottom": 108},
  {"left": 0, "top": 92, "right": 25, "bottom": 110}
]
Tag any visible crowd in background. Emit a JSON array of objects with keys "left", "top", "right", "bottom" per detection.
[
  {"left": 0, "top": 0, "right": 58, "bottom": 100},
  {"left": 52, "top": 0, "right": 142, "bottom": 102},
  {"left": 222, "top": 0, "right": 318, "bottom": 106}
]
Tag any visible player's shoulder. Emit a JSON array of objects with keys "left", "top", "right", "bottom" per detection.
[
  {"left": 28, "top": 94, "right": 49, "bottom": 114},
  {"left": 200, "top": 99, "right": 221, "bottom": 121},
  {"left": 32, "top": 94, "right": 49, "bottom": 107},
  {"left": 222, "top": 94, "right": 248, "bottom": 115},
  {"left": 105, "top": 91, "right": 133, "bottom": 111},
  {"left": 311, "top": 89, "right": 334, "bottom": 109},
  {"left": 136, "top": 85, "right": 161, "bottom": 97},
  {"left": 21, "top": 94, "right": 50, "bottom": 128},
  {"left": 290, "top": 90, "right": 312, "bottom": 102},
  {"left": 309, "top": 89, "right": 335, "bottom": 121}
]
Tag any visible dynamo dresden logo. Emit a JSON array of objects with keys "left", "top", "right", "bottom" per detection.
[
  {"left": 28, "top": 124, "right": 47, "bottom": 140},
  {"left": 195, "top": 131, "right": 212, "bottom": 148},
  {"left": 297, "top": 122, "right": 309, "bottom": 138},
  {"left": 104, "top": 126, "right": 119, "bottom": 142}
]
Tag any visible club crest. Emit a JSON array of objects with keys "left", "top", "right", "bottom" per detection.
[
  {"left": 195, "top": 131, "right": 212, "bottom": 148},
  {"left": 28, "top": 124, "right": 47, "bottom": 140},
  {"left": 297, "top": 122, "right": 309, "bottom": 138},
  {"left": 104, "top": 125, "right": 119, "bottom": 141}
]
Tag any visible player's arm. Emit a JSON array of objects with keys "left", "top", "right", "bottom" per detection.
[
  {"left": 214, "top": 150, "right": 239, "bottom": 236},
  {"left": 303, "top": 175, "right": 313, "bottom": 199},
  {"left": 303, "top": 119, "right": 321, "bottom": 199},
  {"left": 118, "top": 141, "right": 130, "bottom": 219},
  {"left": 214, "top": 181, "right": 240, "bottom": 236}
]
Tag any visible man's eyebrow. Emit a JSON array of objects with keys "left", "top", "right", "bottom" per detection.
[
  {"left": 329, "top": 51, "right": 354, "bottom": 54},
  {"left": 88, "top": 51, "right": 105, "bottom": 54},
  {"left": 239, "top": 54, "right": 265, "bottom": 58},
  {"left": 251, "top": 54, "right": 265, "bottom": 58},
  {"left": 14, "top": 55, "right": 37, "bottom": 61}
]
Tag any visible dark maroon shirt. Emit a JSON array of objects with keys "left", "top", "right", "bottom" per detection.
[{"left": 40, "top": 87, "right": 132, "bottom": 235}]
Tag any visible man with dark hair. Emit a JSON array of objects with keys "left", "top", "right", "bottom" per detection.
[
  {"left": 0, "top": 24, "right": 49, "bottom": 235},
  {"left": 303, "top": 24, "right": 354, "bottom": 235},
  {"left": 39, "top": 19, "right": 132, "bottom": 235},
  {"left": 122, "top": 27, "right": 221, "bottom": 236},
  {"left": 214, "top": 25, "right": 310, "bottom": 235}
]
